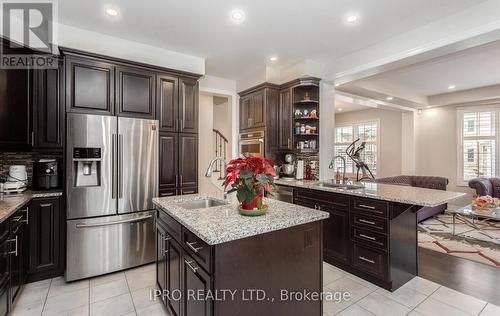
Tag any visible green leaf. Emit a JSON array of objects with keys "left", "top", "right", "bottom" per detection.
[{"left": 257, "top": 198, "right": 263, "bottom": 209}]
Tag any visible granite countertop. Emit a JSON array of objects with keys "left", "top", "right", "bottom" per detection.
[
  {"left": 153, "top": 194, "right": 329, "bottom": 245},
  {"left": 0, "top": 190, "right": 64, "bottom": 223},
  {"left": 275, "top": 179, "right": 466, "bottom": 207}
]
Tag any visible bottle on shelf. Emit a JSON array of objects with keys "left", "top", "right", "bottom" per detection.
[{"left": 335, "top": 169, "right": 341, "bottom": 185}]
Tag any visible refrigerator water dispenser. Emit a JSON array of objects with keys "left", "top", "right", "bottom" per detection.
[{"left": 73, "top": 147, "right": 102, "bottom": 187}]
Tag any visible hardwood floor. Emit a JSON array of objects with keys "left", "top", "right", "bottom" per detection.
[{"left": 418, "top": 247, "right": 500, "bottom": 304}]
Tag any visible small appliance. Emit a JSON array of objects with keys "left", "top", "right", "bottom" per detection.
[
  {"left": 281, "top": 154, "right": 295, "bottom": 178},
  {"left": 1, "top": 165, "right": 28, "bottom": 194},
  {"left": 34, "top": 159, "right": 61, "bottom": 190},
  {"left": 239, "top": 130, "right": 265, "bottom": 157},
  {"left": 295, "top": 160, "right": 304, "bottom": 180}
]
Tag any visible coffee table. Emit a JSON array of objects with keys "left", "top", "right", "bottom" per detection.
[{"left": 446, "top": 204, "right": 500, "bottom": 244}]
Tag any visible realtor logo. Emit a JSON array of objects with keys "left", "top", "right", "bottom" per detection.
[{"left": 0, "top": 1, "right": 58, "bottom": 69}]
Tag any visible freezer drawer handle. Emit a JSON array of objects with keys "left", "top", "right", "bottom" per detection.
[
  {"left": 358, "top": 256, "right": 375, "bottom": 264},
  {"left": 185, "top": 260, "right": 199, "bottom": 273},
  {"left": 185, "top": 241, "right": 203, "bottom": 253},
  {"left": 358, "top": 219, "right": 376, "bottom": 225},
  {"left": 359, "top": 234, "right": 376, "bottom": 241},
  {"left": 358, "top": 204, "right": 376, "bottom": 210},
  {"left": 75, "top": 215, "right": 153, "bottom": 228}
]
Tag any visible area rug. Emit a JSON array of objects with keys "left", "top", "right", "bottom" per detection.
[{"left": 418, "top": 214, "right": 500, "bottom": 267}]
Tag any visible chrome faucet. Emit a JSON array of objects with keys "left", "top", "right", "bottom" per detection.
[
  {"left": 329, "top": 155, "right": 348, "bottom": 185},
  {"left": 205, "top": 157, "right": 229, "bottom": 200}
]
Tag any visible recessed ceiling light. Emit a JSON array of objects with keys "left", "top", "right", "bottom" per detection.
[
  {"left": 334, "top": 83, "right": 340, "bottom": 87},
  {"left": 346, "top": 14, "right": 358, "bottom": 23},
  {"left": 230, "top": 9, "right": 245, "bottom": 23},
  {"left": 426, "top": 106, "right": 432, "bottom": 109},
  {"left": 337, "top": 108, "right": 343, "bottom": 112},
  {"left": 448, "top": 84, "right": 456, "bottom": 90},
  {"left": 386, "top": 96, "right": 393, "bottom": 101},
  {"left": 269, "top": 56, "right": 278, "bottom": 62},
  {"left": 105, "top": 8, "right": 118, "bottom": 17}
]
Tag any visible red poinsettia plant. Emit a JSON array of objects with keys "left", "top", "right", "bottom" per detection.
[{"left": 224, "top": 156, "right": 276, "bottom": 210}]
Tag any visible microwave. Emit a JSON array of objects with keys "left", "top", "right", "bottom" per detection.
[{"left": 239, "top": 130, "right": 265, "bottom": 157}]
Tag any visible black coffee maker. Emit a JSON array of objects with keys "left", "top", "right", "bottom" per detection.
[{"left": 33, "top": 159, "right": 61, "bottom": 190}]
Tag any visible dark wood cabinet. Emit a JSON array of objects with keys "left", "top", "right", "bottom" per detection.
[
  {"left": 116, "top": 66, "right": 156, "bottom": 119},
  {"left": 278, "top": 88, "right": 292, "bottom": 150},
  {"left": 290, "top": 186, "right": 417, "bottom": 291},
  {"left": 8, "top": 207, "right": 28, "bottom": 306},
  {"left": 238, "top": 90, "right": 267, "bottom": 131},
  {"left": 252, "top": 91, "right": 265, "bottom": 128},
  {"left": 33, "top": 65, "right": 64, "bottom": 151},
  {"left": 65, "top": 55, "right": 115, "bottom": 115},
  {"left": 157, "top": 74, "right": 179, "bottom": 132},
  {"left": 183, "top": 252, "right": 212, "bottom": 316},
  {"left": 179, "top": 134, "right": 198, "bottom": 188},
  {"left": 166, "top": 236, "right": 183, "bottom": 316},
  {"left": 239, "top": 96, "right": 252, "bottom": 130},
  {"left": 156, "top": 223, "right": 167, "bottom": 303},
  {"left": 0, "top": 66, "right": 33, "bottom": 150},
  {"left": 323, "top": 206, "right": 350, "bottom": 264},
  {"left": 159, "top": 133, "right": 178, "bottom": 190},
  {"left": 27, "top": 197, "right": 63, "bottom": 281},
  {"left": 179, "top": 78, "right": 199, "bottom": 134}
]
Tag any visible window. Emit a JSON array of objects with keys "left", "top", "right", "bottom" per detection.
[
  {"left": 458, "top": 108, "right": 499, "bottom": 185},
  {"left": 334, "top": 121, "right": 378, "bottom": 177}
]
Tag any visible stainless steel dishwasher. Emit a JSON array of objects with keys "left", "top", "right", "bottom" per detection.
[{"left": 270, "top": 185, "right": 294, "bottom": 203}]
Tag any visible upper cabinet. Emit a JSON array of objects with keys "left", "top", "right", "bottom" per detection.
[
  {"left": 179, "top": 77, "right": 199, "bottom": 134},
  {"left": 278, "top": 88, "right": 292, "bottom": 150},
  {"left": 115, "top": 65, "right": 156, "bottom": 119},
  {"left": 33, "top": 62, "right": 64, "bottom": 151},
  {"left": 157, "top": 74, "right": 179, "bottom": 132},
  {"left": 238, "top": 84, "right": 279, "bottom": 132},
  {"left": 65, "top": 55, "right": 115, "bottom": 115}
]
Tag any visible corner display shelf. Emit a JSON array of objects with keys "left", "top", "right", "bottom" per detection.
[{"left": 292, "top": 80, "right": 320, "bottom": 153}]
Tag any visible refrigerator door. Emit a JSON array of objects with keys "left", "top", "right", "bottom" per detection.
[
  {"left": 65, "top": 211, "right": 155, "bottom": 281},
  {"left": 66, "top": 114, "right": 117, "bottom": 219},
  {"left": 118, "top": 117, "right": 159, "bottom": 214}
]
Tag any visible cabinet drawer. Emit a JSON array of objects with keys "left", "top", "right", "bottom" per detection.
[
  {"left": 352, "top": 243, "right": 388, "bottom": 280},
  {"left": 351, "top": 213, "right": 388, "bottom": 233},
  {"left": 352, "top": 227, "right": 388, "bottom": 250},
  {"left": 156, "top": 210, "right": 182, "bottom": 242},
  {"left": 179, "top": 187, "right": 198, "bottom": 195},
  {"left": 295, "top": 189, "right": 349, "bottom": 209},
  {"left": 352, "top": 198, "right": 389, "bottom": 218},
  {"left": 182, "top": 227, "right": 212, "bottom": 273}
]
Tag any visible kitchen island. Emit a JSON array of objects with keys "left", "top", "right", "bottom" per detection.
[
  {"left": 275, "top": 179, "right": 465, "bottom": 292},
  {"left": 153, "top": 195, "right": 329, "bottom": 316}
]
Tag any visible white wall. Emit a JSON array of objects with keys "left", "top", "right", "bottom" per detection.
[
  {"left": 56, "top": 24, "right": 205, "bottom": 74},
  {"left": 335, "top": 108, "right": 404, "bottom": 178},
  {"left": 414, "top": 106, "right": 473, "bottom": 203},
  {"left": 213, "top": 100, "right": 232, "bottom": 160}
]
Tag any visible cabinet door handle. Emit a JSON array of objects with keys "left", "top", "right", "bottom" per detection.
[
  {"left": 160, "top": 192, "right": 174, "bottom": 197},
  {"left": 287, "top": 138, "right": 291, "bottom": 149},
  {"left": 183, "top": 190, "right": 195, "bottom": 195},
  {"left": 8, "top": 236, "right": 18, "bottom": 256},
  {"left": 30, "top": 131, "right": 35, "bottom": 146},
  {"left": 179, "top": 175, "right": 183, "bottom": 186},
  {"left": 20, "top": 208, "right": 28, "bottom": 225},
  {"left": 358, "top": 204, "right": 376, "bottom": 210},
  {"left": 358, "top": 256, "right": 375, "bottom": 264},
  {"left": 359, "top": 219, "right": 376, "bottom": 225},
  {"left": 186, "top": 241, "right": 202, "bottom": 253},
  {"left": 175, "top": 119, "right": 179, "bottom": 132},
  {"left": 185, "top": 260, "right": 199, "bottom": 273},
  {"left": 180, "top": 119, "right": 184, "bottom": 131},
  {"left": 359, "top": 234, "right": 376, "bottom": 241},
  {"left": 175, "top": 175, "right": 179, "bottom": 187}
]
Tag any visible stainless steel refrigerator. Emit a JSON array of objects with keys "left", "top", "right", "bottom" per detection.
[{"left": 65, "top": 113, "right": 158, "bottom": 281}]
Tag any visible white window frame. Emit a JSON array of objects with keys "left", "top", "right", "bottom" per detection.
[
  {"left": 334, "top": 119, "right": 380, "bottom": 178},
  {"left": 457, "top": 105, "right": 500, "bottom": 186}
]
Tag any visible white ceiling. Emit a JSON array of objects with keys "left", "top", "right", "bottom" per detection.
[
  {"left": 57, "top": 0, "right": 485, "bottom": 80},
  {"left": 340, "top": 40, "right": 500, "bottom": 105}
]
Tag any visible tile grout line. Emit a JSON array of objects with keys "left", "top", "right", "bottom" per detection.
[
  {"left": 124, "top": 271, "right": 138, "bottom": 315},
  {"left": 410, "top": 285, "right": 442, "bottom": 315},
  {"left": 41, "top": 278, "right": 54, "bottom": 315},
  {"left": 477, "top": 303, "right": 488, "bottom": 316},
  {"left": 426, "top": 285, "right": 488, "bottom": 316}
]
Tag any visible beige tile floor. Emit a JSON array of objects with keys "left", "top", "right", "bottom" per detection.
[{"left": 11, "top": 262, "right": 500, "bottom": 316}]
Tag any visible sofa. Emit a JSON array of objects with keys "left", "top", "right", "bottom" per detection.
[
  {"left": 468, "top": 177, "right": 500, "bottom": 197},
  {"left": 375, "top": 175, "right": 449, "bottom": 222}
]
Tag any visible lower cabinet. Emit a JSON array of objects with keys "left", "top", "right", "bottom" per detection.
[
  {"left": 27, "top": 197, "right": 64, "bottom": 282},
  {"left": 156, "top": 213, "right": 212, "bottom": 316},
  {"left": 292, "top": 186, "right": 417, "bottom": 291}
]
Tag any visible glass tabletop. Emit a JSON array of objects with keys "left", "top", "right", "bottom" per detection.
[{"left": 447, "top": 204, "right": 500, "bottom": 221}]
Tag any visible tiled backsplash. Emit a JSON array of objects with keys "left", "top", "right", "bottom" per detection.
[
  {"left": 0, "top": 152, "right": 62, "bottom": 186},
  {"left": 295, "top": 153, "right": 319, "bottom": 180}
]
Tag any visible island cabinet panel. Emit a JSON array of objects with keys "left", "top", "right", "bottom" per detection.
[
  {"left": 167, "top": 237, "right": 183, "bottom": 316},
  {"left": 156, "top": 208, "right": 323, "bottom": 316},
  {"left": 115, "top": 66, "right": 156, "bottom": 119},
  {"left": 290, "top": 186, "right": 417, "bottom": 291},
  {"left": 156, "top": 223, "right": 167, "bottom": 299},
  {"left": 183, "top": 252, "right": 213, "bottom": 316}
]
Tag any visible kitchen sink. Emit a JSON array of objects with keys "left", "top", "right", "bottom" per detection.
[
  {"left": 319, "top": 182, "right": 365, "bottom": 190},
  {"left": 177, "top": 198, "right": 227, "bottom": 210}
]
